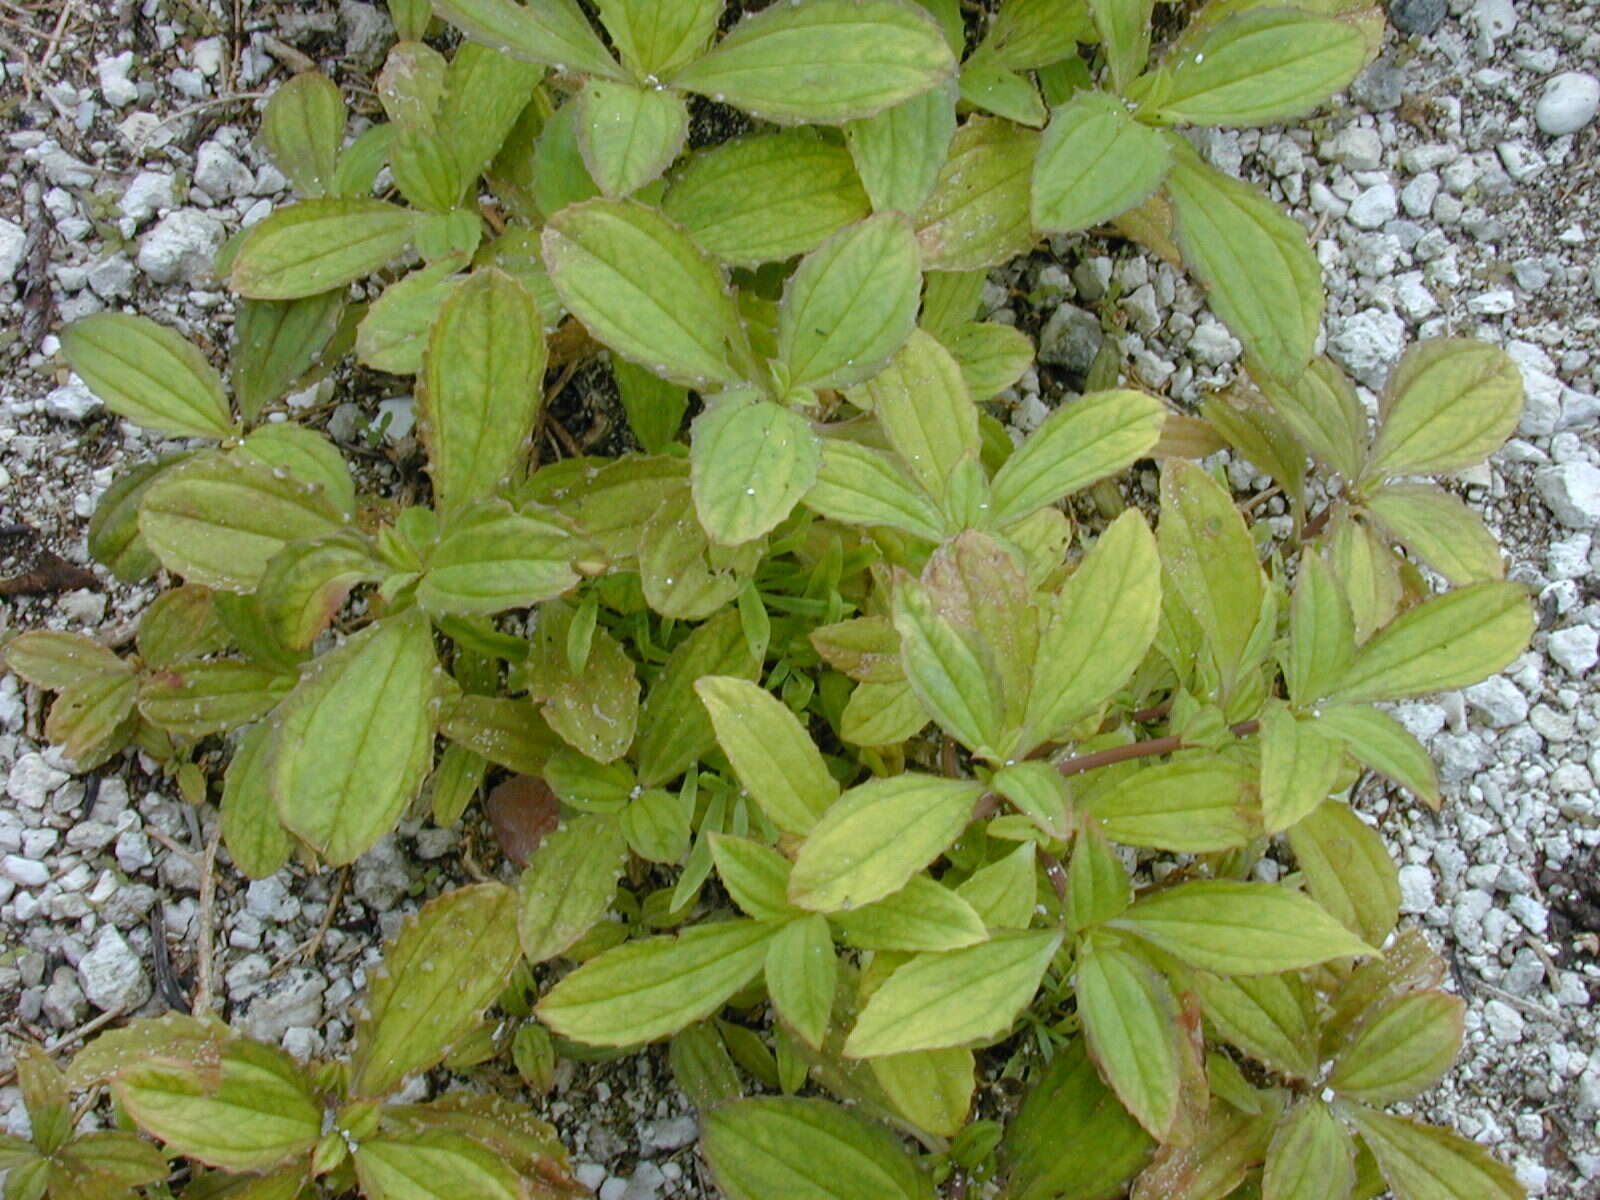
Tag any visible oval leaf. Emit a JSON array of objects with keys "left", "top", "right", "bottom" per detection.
[
  {"left": 62, "top": 314, "right": 234, "bottom": 439},
  {"left": 232, "top": 199, "right": 417, "bottom": 299},
  {"left": 1033, "top": 90, "right": 1172, "bottom": 234}
]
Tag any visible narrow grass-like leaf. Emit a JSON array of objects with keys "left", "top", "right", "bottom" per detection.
[
  {"left": 1033, "top": 90, "right": 1171, "bottom": 234},
  {"left": 270, "top": 610, "right": 436, "bottom": 865},
  {"left": 668, "top": 0, "right": 956, "bottom": 126},
  {"left": 352, "top": 883, "right": 521, "bottom": 1098},
  {"left": 231, "top": 199, "right": 417, "bottom": 299},
  {"left": 63, "top": 314, "right": 235, "bottom": 439},
  {"left": 1111, "top": 880, "right": 1374, "bottom": 974},
  {"left": 538, "top": 920, "right": 776, "bottom": 1045}
]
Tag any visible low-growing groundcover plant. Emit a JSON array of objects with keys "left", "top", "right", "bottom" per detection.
[{"left": 1, "top": 0, "right": 1543, "bottom": 1196}]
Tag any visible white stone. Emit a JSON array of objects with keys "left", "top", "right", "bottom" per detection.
[
  {"left": 194, "top": 141, "right": 254, "bottom": 200},
  {"left": 1536, "top": 462, "right": 1600, "bottom": 528},
  {"left": 120, "top": 171, "right": 175, "bottom": 224},
  {"left": 639, "top": 1115, "right": 697, "bottom": 1154},
  {"left": 1549, "top": 626, "right": 1599, "bottom": 676},
  {"left": 1329, "top": 309, "right": 1405, "bottom": 387},
  {"left": 42, "top": 377, "right": 101, "bottom": 421},
  {"left": 96, "top": 51, "right": 138, "bottom": 107},
  {"left": 2, "top": 855, "right": 49, "bottom": 887},
  {"left": 1400, "top": 172, "right": 1440, "bottom": 219},
  {"left": 1326, "top": 127, "right": 1384, "bottom": 171},
  {"left": 1188, "top": 320, "right": 1240, "bottom": 366},
  {"left": 137, "top": 210, "right": 223, "bottom": 284},
  {"left": 238, "top": 969, "right": 325, "bottom": 1042},
  {"left": 1535, "top": 72, "right": 1600, "bottom": 137},
  {"left": 1464, "top": 676, "right": 1528, "bottom": 728},
  {"left": 1482, "top": 998, "right": 1524, "bottom": 1044},
  {"left": 377, "top": 396, "right": 415, "bottom": 441},
  {"left": 1395, "top": 271, "right": 1438, "bottom": 320},
  {"left": 0, "top": 217, "right": 25, "bottom": 282},
  {"left": 7, "top": 754, "right": 69, "bottom": 808},
  {"left": 192, "top": 37, "right": 226, "bottom": 77},
  {"left": 1397, "top": 864, "right": 1435, "bottom": 914},
  {"left": 1473, "top": 0, "right": 1516, "bottom": 39},
  {"left": 1468, "top": 288, "right": 1516, "bottom": 315},
  {"left": 78, "top": 928, "right": 151, "bottom": 1013},
  {"left": 86, "top": 254, "right": 137, "bottom": 300},
  {"left": 1346, "top": 183, "right": 1397, "bottom": 229}
]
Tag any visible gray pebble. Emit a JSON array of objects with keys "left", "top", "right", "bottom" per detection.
[{"left": 1388, "top": 0, "right": 1446, "bottom": 36}]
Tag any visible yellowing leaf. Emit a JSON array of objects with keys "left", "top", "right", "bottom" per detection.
[
  {"left": 776, "top": 214, "right": 922, "bottom": 392},
  {"left": 1191, "top": 970, "right": 1318, "bottom": 1081},
  {"left": 1024, "top": 509, "right": 1161, "bottom": 745},
  {"left": 789, "top": 775, "right": 985, "bottom": 912},
  {"left": 668, "top": 0, "right": 956, "bottom": 126},
  {"left": 1286, "top": 551, "right": 1356, "bottom": 706},
  {"left": 62, "top": 313, "right": 235, "bottom": 439},
  {"left": 845, "top": 84, "right": 958, "bottom": 215},
  {"left": 542, "top": 198, "right": 745, "bottom": 387},
  {"left": 702, "top": 1098, "right": 935, "bottom": 1200},
  {"left": 1165, "top": 141, "right": 1321, "bottom": 383},
  {"left": 1315, "top": 703, "right": 1440, "bottom": 808},
  {"left": 419, "top": 268, "right": 546, "bottom": 517},
  {"left": 357, "top": 258, "right": 468, "bottom": 375},
  {"left": 1328, "top": 991, "right": 1464, "bottom": 1106},
  {"left": 691, "top": 395, "right": 821, "bottom": 546},
  {"left": 1033, "top": 90, "right": 1172, "bottom": 234},
  {"left": 831, "top": 875, "right": 989, "bottom": 952},
  {"left": 1086, "top": 756, "right": 1259, "bottom": 853},
  {"left": 232, "top": 199, "right": 417, "bottom": 299},
  {"left": 220, "top": 723, "right": 292, "bottom": 880},
  {"left": 1158, "top": 457, "right": 1264, "bottom": 679},
  {"left": 137, "top": 662, "right": 292, "bottom": 740},
  {"left": 1365, "top": 483, "right": 1504, "bottom": 586},
  {"left": 537, "top": 919, "right": 777, "bottom": 1045},
  {"left": 805, "top": 440, "right": 946, "bottom": 541},
  {"left": 351, "top": 883, "right": 522, "bottom": 1098},
  {"left": 696, "top": 675, "right": 838, "bottom": 835},
  {"left": 1324, "top": 581, "right": 1533, "bottom": 703},
  {"left": 843, "top": 929, "right": 1063, "bottom": 1057},
  {"left": 1065, "top": 819, "right": 1132, "bottom": 932},
  {"left": 432, "top": 0, "right": 625, "bottom": 80},
  {"left": 943, "top": 320, "right": 1034, "bottom": 402},
  {"left": 1365, "top": 339, "right": 1524, "bottom": 480},
  {"left": 595, "top": 0, "right": 721, "bottom": 77},
  {"left": 4, "top": 632, "right": 128, "bottom": 691},
  {"left": 577, "top": 79, "right": 689, "bottom": 197},
  {"left": 235, "top": 423, "right": 357, "bottom": 520},
  {"left": 765, "top": 914, "right": 837, "bottom": 1049},
  {"left": 1075, "top": 936, "right": 1183, "bottom": 1141},
  {"left": 840, "top": 679, "right": 929, "bottom": 747},
  {"left": 664, "top": 131, "right": 870, "bottom": 266},
  {"left": 915, "top": 117, "right": 1038, "bottom": 270},
  {"left": 1259, "top": 701, "right": 1345, "bottom": 834},
  {"left": 518, "top": 813, "right": 628, "bottom": 962},
  {"left": 261, "top": 71, "right": 345, "bottom": 196},
  {"left": 1131, "top": 9, "right": 1366, "bottom": 127},
  {"left": 45, "top": 671, "right": 137, "bottom": 769},
  {"left": 1256, "top": 355, "right": 1367, "bottom": 482},
  {"left": 710, "top": 834, "right": 797, "bottom": 921},
  {"left": 1286, "top": 800, "right": 1400, "bottom": 948},
  {"left": 957, "top": 842, "right": 1038, "bottom": 930},
  {"left": 354, "top": 1130, "right": 526, "bottom": 1200},
  {"left": 892, "top": 572, "right": 1007, "bottom": 759},
  {"left": 270, "top": 610, "right": 437, "bottom": 865},
  {"left": 863, "top": 329, "right": 979, "bottom": 499},
  {"left": 1110, "top": 880, "right": 1374, "bottom": 975},
  {"left": 870, "top": 1047, "right": 974, "bottom": 1139}
]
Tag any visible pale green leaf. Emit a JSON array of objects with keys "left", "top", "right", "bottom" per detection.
[
  {"left": 992, "top": 389, "right": 1165, "bottom": 526},
  {"left": 1365, "top": 339, "right": 1524, "bottom": 480},
  {"left": 354, "top": 1130, "right": 525, "bottom": 1200},
  {"left": 973, "top": 0, "right": 1095, "bottom": 71},
  {"left": 1325, "top": 581, "right": 1533, "bottom": 703},
  {"left": 691, "top": 395, "right": 821, "bottom": 546},
  {"left": 840, "top": 679, "right": 929, "bottom": 746},
  {"left": 90, "top": 454, "right": 194, "bottom": 583},
  {"left": 232, "top": 199, "right": 417, "bottom": 299},
  {"left": 765, "top": 914, "right": 837, "bottom": 1049},
  {"left": 1110, "top": 880, "right": 1374, "bottom": 974},
  {"left": 595, "top": 0, "right": 721, "bottom": 77},
  {"left": 1328, "top": 991, "right": 1463, "bottom": 1106},
  {"left": 269, "top": 610, "right": 436, "bottom": 865},
  {"left": 351, "top": 883, "right": 522, "bottom": 1098},
  {"left": 1075, "top": 935, "right": 1183, "bottom": 1140},
  {"left": 1131, "top": 9, "right": 1365, "bottom": 127},
  {"left": 1365, "top": 483, "right": 1504, "bottom": 586},
  {"left": 832, "top": 875, "right": 989, "bottom": 952},
  {"left": 1086, "top": 755, "right": 1259, "bottom": 853},
  {"left": 137, "top": 662, "right": 292, "bottom": 740},
  {"left": 1192, "top": 970, "right": 1318, "bottom": 1081},
  {"left": 668, "top": 0, "right": 956, "bottom": 126},
  {"left": 1089, "top": 0, "right": 1153, "bottom": 91},
  {"left": 956, "top": 841, "right": 1037, "bottom": 930},
  {"left": 703, "top": 1097, "right": 935, "bottom": 1200},
  {"left": 420, "top": 268, "right": 546, "bottom": 517},
  {"left": 844, "top": 929, "right": 1063, "bottom": 1056},
  {"left": 845, "top": 83, "right": 958, "bottom": 215},
  {"left": 614, "top": 355, "right": 689, "bottom": 451},
  {"left": 1286, "top": 800, "right": 1400, "bottom": 948},
  {"left": 1165, "top": 141, "right": 1321, "bottom": 383},
  {"left": 636, "top": 609, "right": 761, "bottom": 787},
  {"left": 1065, "top": 820, "right": 1132, "bottom": 932},
  {"left": 537, "top": 920, "right": 777, "bottom": 1045},
  {"left": 1341, "top": 1106, "right": 1522, "bottom": 1200},
  {"left": 44, "top": 672, "right": 137, "bottom": 769},
  {"left": 915, "top": 116, "right": 1038, "bottom": 271},
  {"left": 664, "top": 130, "right": 870, "bottom": 266},
  {"left": 356, "top": 257, "right": 467, "bottom": 375},
  {"left": 1315, "top": 703, "right": 1440, "bottom": 808},
  {"left": 869, "top": 1047, "right": 974, "bottom": 1139},
  {"left": 622, "top": 786, "right": 692, "bottom": 863},
  {"left": 261, "top": 71, "right": 345, "bottom": 196},
  {"left": 991, "top": 760, "right": 1072, "bottom": 840},
  {"left": 696, "top": 675, "right": 838, "bottom": 835},
  {"left": 577, "top": 79, "right": 688, "bottom": 197},
  {"left": 1263, "top": 1100, "right": 1357, "bottom": 1200},
  {"left": 543, "top": 198, "right": 745, "bottom": 387},
  {"left": 942, "top": 320, "right": 1033, "bottom": 402},
  {"left": 892, "top": 574, "right": 1006, "bottom": 759},
  {"left": 220, "top": 724, "right": 292, "bottom": 880},
  {"left": 710, "top": 834, "right": 798, "bottom": 921},
  {"left": 4, "top": 632, "right": 128, "bottom": 691},
  {"left": 1033, "top": 90, "right": 1172, "bottom": 234},
  {"left": 789, "top": 775, "right": 985, "bottom": 912},
  {"left": 959, "top": 61, "right": 1046, "bottom": 127},
  {"left": 436, "top": 693, "right": 560, "bottom": 775},
  {"left": 776, "top": 214, "right": 922, "bottom": 392},
  {"left": 526, "top": 603, "right": 640, "bottom": 763},
  {"left": 864, "top": 328, "right": 979, "bottom": 498},
  {"left": 1024, "top": 509, "right": 1161, "bottom": 744},
  {"left": 62, "top": 313, "right": 235, "bottom": 439},
  {"left": 1158, "top": 456, "right": 1264, "bottom": 676},
  {"left": 235, "top": 423, "right": 357, "bottom": 519},
  {"left": 256, "top": 532, "right": 384, "bottom": 651},
  {"left": 1259, "top": 701, "right": 1345, "bottom": 834},
  {"left": 518, "top": 813, "right": 628, "bottom": 962},
  {"left": 417, "top": 500, "right": 579, "bottom": 615},
  {"left": 1285, "top": 551, "right": 1356, "bottom": 706},
  {"left": 432, "top": 0, "right": 625, "bottom": 79},
  {"left": 231, "top": 290, "right": 346, "bottom": 424},
  {"left": 1256, "top": 355, "right": 1367, "bottom": 481},
  {"left": 805, "top": 440, "right": 946, "bottom": 541},
  {"left": 639, "top": 486, "right": 753, "bottom": 619}
]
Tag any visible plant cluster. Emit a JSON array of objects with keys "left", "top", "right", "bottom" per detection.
[{"left": 2, "top": 0, "right": 1539, "bottom": 1197}]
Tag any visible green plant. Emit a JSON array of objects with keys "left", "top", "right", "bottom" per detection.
[{"left": 3, "top": 0, "right": 1538, "bottom": 1197}]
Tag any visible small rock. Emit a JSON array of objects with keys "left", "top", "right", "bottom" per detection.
[
  {"left": 239, "top": 969, "right": 325, "bottom": 1043},
  {"left": 43, "top": 968, "right": 88, "bottom": 1029},
  {"left": 339, "top": 0, "right": 393, "bottom": 67},
  {"left": 1329, "top": 308, "right": 1405, "bottom": 387},
  {"left": 42, "top": 377, "right": 101, "bottom": 421},
  {"left": 2, "top": 855, "right": 50, "bottom": 887},
  {"left": 1188, "top": 319, "right": 1240, "bottom": 366},
  {"left": 639, "top": 1114, "right": 698, "bottom": 1155},
  {"left": 1037, "top": 304, "right": 1103, "bottom": 380},
  {"left": 1473, "top": 0, "right": 1516, "bottom": 40},
  {"left": 192, "top": 38, "right": 226, "bottom": 78},
  {"left": 78, "top": 928, "right": 151, "bottom": 1013},
  {"left": 86, "top": 254, "right": 137, "bottom": 301},
  {"left": 7, "top": 754, "right": 69, "bottom": 808},
  {"left": 353, "top": 836, "right": 411, "bottom": 910},
  {"left": 1482, "top": 998, "right": 1524, "bottom": 1044},
  {"left": 1397, "top": 864, "right": 1436, "bottom": 914},
  {"left": 1326, "top": 127, "right": 1384, "bottom": 171},
  {"left": 1535, "top": 72, "right": 1600, "bottom": 137},
  {"left": 0, "top": 217, "right": 26, "bottom": 281},
  {"left": 194, "top": 141, "right": 254, "bottom": 200},
  {"left": 1347, "top": 183, "right": 1398, "bottom": 230},
  {"left": 377, "top": 396, "right": 415, "bottom": 441},
  {"left": 1535, "top": 463, "right": 1600, "bottom": 528},
  {"left": 1388, "top": 0, "right": 1446, "bottom": 36},
  {"left": 1352, "top": 58, "right": 1406, "bottom": 111},
  {"left": 137, "top": 209, "right": 224, "bottom": 284},
  {"left": 120, "top": 171, "right": 175, "bottom": 224},
  {"left": 1548, "top": 626, "right": 1599, "bottom": 676},
  {"left": 96, "top": 51, "right": 138, "bottom": 107}
]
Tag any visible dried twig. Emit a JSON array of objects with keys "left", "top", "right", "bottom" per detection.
[{"left": 193, "top": 823, "right": 223, "bottom": 1016}]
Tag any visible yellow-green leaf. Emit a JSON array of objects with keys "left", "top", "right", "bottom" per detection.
[
  {"left": 1263, "top": 1100, "right": 1357, "bottom": 1200},
  {"left": 765, "top": 914, "right": 837, "bottom": 1049},
  {"left": 62, "top": 313, "right": 235, "bottom": 439},
  {"left": 417, "top": 500, "right": 579, "bottom": 616},
  {"left": 915, "top": 117, "right": 1038, "bottom": 270},
  {"left": 1366, "top": 340, "right": 1524, "bottom": 480},
  {"left": 577, "top": 79, "right": 688, "bottom": 197},
  {"left": 351, "top": 883, "right": 522, "bottom": 1098},
  {"left": 1286, "top": 801, "right": 1400, "bottom": 948},
  {"left": 1085, "top": 755, "right": 1258, "bottom": 853},
  {"left": 432, "top": 0, "right": 625, "bottom": 80},
  {"left": 354, "top": 1129, "right": 525, "bottom": 1200},
  {"left": 1285, "top": 551, "right": 1356, "bottom": 706},
  {"left": 696, "top": 675, "right": 838, "bottom": 835},
  {"left": 4, "top": 632, "right": 127, "bottom": 692},
  {"left": 691, "top": 395, "right": 821, "bottom": 546},
  {"left": 1314, "top": 703, "right": 1440, "bottom": 808},
  {"left": 221, "top": 723, "right": 292, "bottom": 881},
  {"left": 595, "top": 0, "right": 720, "bottom": 77},
  {"left": 1256, "top": 355, "right": 1367, "bottom": 482},
  {"left": 1259, "top": 700, "right": 1345, "bottom": 834},
  {"left": 261, "top": 71, "right": 345, "bottom": 196},
  {"left": 1341, "top": 1106, "right": 1522, "bottom": 1200},
  {"left": 1328, "top": 991, "right": 1464, "bottom": 1106},
  {"left": 831, "top": 875, "right": 989, "bottom": 952},
  {"left": 1075, "top": 935, "right": 1183, "bottom": 1141},
  {"left": 1191, "top": 970, "right": 1318, "bottom": 1081},
  {"left": 1158, "top": 456, "right": 1264, "bottom": 678},
  {"left": 636, "top": 609, "right": 761, "bottom": 787},
  {"left": 1065, "top": 820, "right": 1132, "bottom": 932},
  {"left": 1033, "top": 90, "right": 1172, "bottom": 234},
  {"left": 137, "top": 662, "right": 293, "bottom": 740},
  {"left": 805, "top": 440, "right": 946, "bottom": 541},
  {"left": 518, "top": 813, "right": 628, "bottom": 962},
  {"left": 232, "top": 198, "right": 417, "bottom": 299},
  {"left": 1365, "top": 483, "right": 1504, "bottom": 585},
  {"left": 1110, "top": 880, "right": 1374, "bottom": 974},
  {"left": 1088, "top": 0, "right": 1153, "bottom": 92},
  {"left": 668, "top": 0, "right": 956, "bottom": 126},
  {"left": 845, "top": 84, "right": 958, "bottom": 215}
]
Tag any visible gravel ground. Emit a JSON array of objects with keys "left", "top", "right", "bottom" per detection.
[{"left": 1, "top": 1, "right": 1597, "bottom": 1197}]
